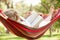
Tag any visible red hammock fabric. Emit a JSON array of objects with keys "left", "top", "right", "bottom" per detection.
[{"left": 0, "top": 9, "right": 60, "bottom": 39}]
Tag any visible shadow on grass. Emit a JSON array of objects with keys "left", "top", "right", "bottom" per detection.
[
  {"left": 0, "top": 33, "right": 10, "bottom": 36},
  {"left": 43, "top": 34, "right": 60, "bottom": 37},
  {"left": 0, "top": 36, "right": 25, "bottom": 40},
  {"left": 0, "top": 33, "right": 60, "bottom": 40},
  {"left": 7, "top": 37, "right": 23, "bottom": 39}
]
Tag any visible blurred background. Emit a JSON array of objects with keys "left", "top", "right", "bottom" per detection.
[{"left": 0, "top": 0, "right": 60, "bottom": 40}]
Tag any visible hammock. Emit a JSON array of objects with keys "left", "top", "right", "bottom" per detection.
[{"left": 0, "top": 9, "right": 60, "bottom": 40}]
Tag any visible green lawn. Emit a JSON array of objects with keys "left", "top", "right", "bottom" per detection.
[
  {"left": 0, "top": 23, "right": 60, "bottom": 40},
  {"left": 0, "top": 32, "right": 60, "bottom": 40}
]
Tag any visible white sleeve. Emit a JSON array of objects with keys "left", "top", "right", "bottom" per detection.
[
  {"left": 20, "top": 21, "right": 32, "bottom": 27},
  {"left": 19, "top": 16, "right": 26, "bottom": 21}
]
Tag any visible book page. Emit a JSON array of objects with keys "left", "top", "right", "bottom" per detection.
[
  {"left": 19, "top": 16, "right": 26, "bottom": 21},
  {"left": 25, "top": 11, "right": 38, "bottom": 24},
  {"left": 31, "top": 15, "right": 43, "bottom": 28}
]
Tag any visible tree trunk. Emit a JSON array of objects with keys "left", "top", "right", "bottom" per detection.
[
  {"left": 57, "top": 29, "right": 59, "bottom": 33},
  {"left": 49, "top": 27, "right": 52, "bottom": 37},
  {"left": 6, "top": 30, "right": 9, "bottom": 34}
]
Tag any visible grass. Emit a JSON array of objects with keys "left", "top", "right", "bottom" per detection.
[
  {"left": 0, "top": 32, "right": 60, "bottom": 40},
  {"left": 0, "top": 23, "right": 60, "bottom": 40},
  {"left": 0, "top": 33, "right": 26, "bottom": 40}
]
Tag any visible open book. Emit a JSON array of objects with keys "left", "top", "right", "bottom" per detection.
[
  {"left": 19, "top": 9, "right": 53, "bottom": 29},
  {"left": 20, "top": 11, "right": 44, "bottom": 28}
]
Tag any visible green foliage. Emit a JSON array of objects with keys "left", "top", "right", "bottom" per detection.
[
  {"left": 0, "top": 23, "right": 6, "bottom": 32},
  {"left": 56, "top": 19, "right": 60, "bottom": 28},
  {"left": 34, "top": 5, "right": 48, "bottom": 13},
  {"left": 0, "top": 1, "right": 7, "bottom": 10}
]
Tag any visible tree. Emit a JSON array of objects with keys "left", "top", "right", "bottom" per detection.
[{"left": 34, "top": 0, "right": 60, "bottom": 37}]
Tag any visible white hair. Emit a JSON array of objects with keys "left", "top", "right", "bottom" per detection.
[{"left": 3, "top": 9, "right": 20, "bottom": 21}]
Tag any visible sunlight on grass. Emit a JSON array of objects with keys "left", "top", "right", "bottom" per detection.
[
  {"left": 0, "top": 24, "right": 60, "bottom": 40},
  {"left": 0, "top": 33, "right": 60, "bottom": 40},
  {"left": 0, "top": 33, "right": 26, "bottom": 40}
]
